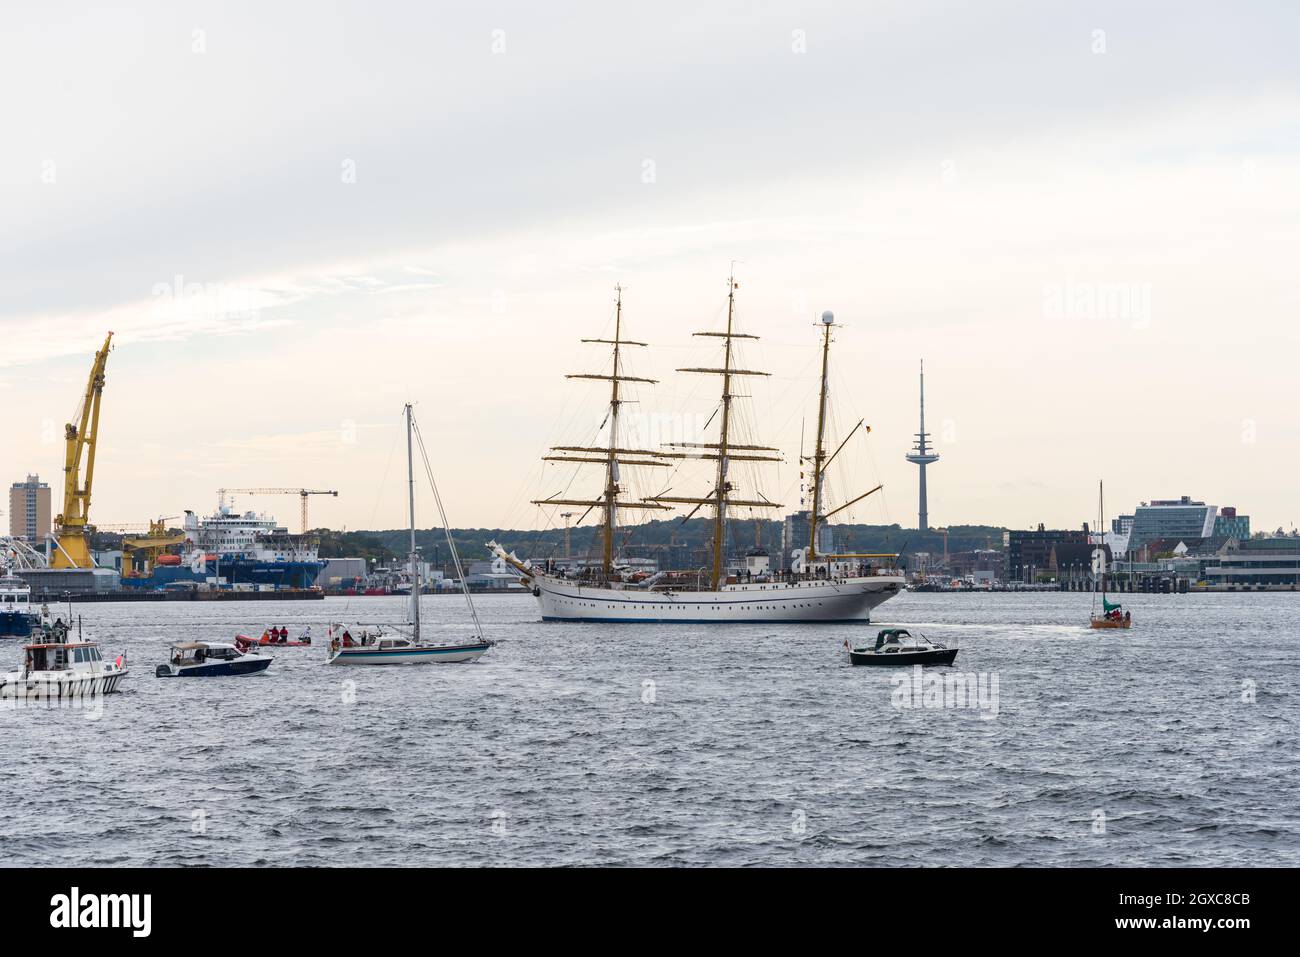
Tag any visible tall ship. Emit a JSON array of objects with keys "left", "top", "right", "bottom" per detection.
[
  {"left": 490, "top": 277, "right": 905, "bottom": 623},
  {"left": 120, "top": 503, "right": 325, "bottom": 591}
]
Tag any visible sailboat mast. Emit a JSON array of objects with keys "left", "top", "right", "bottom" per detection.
[
  {"left": 1099, "top": 479, "right": 1105, "bottom": 600},
  {"left": 710, "top": 273, "right": 738, "bottom": 590},
  {"left": 808, "top": 312, "right": 834, "bottom": 561},
  {"left": 406, "top": 402, "right": 420, "bottom": 639},
  {"left": 603, "top": 286, "right": 623, "bottom": 577}
]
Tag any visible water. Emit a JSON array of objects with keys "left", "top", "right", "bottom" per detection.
[{"left": 2, "top": 590, "right": 1296, "bottom": 866}]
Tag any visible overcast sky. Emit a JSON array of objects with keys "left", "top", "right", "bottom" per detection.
[{"left": 3, "top": 1, "right": 1299, "bottom": 536}]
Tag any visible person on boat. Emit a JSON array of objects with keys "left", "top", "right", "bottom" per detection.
[
  {"left": 300, "top": 625, "right": 312, "bottom": 644},
  {"left": 341, "top": 630, "right": 355, "bottom": 648},
  {"left": 1124, "top": 610, "right": 1131, "bottom": 624},
  {"left": 261, "top": 628, "right": 271, "bottom": 643}
]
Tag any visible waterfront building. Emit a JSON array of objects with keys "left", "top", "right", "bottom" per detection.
[
  {"left": 8, "top": 474, "right": 51, "bottom": 541},
  {"left": 1004, "top": 525, "right": 1088, "bottom": 582},
  {"left": 1049, "top": 542, "right": 1112, "bottom": 583},
  {"left": 1127, "top": 497, "right": 1217, "bottom": 552},
  {"left": 1203, "top": 537, "right": 1300, "bottom": 587},
  {"left": 947, "top": 549, "right": 1003, "bottom": 583},
  {"left": 1213, "top": 506, "right": 1250, "bottom": 539}
]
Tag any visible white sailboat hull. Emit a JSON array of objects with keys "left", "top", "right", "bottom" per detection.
[
  {"left": 326, "top": 641, "right": 491, "bottom": 665},
  {"left": 529, "top": 574, "right": 904, "bottom": 623}
]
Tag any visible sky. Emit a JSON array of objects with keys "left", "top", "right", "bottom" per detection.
[{"left": 3, "top": 1, "right": 1300, "bottom": 537}]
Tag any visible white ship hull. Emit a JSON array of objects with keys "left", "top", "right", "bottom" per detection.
[
  {"left": 0, "top": 667, "right": 128, "bottom": 701},
  {"left": 528, "top": 573, "right": 904, "bottom": 623}
]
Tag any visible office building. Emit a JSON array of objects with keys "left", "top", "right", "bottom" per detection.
[{"left": 8, "top": 474, "right": 52, "bottom": 541}]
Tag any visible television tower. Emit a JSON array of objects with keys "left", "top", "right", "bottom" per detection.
[{"left": 904, "top": 360, "right": 939, "bottom": 530}]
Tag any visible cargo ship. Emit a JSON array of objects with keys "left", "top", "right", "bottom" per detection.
[{"left": 120, "top": 506, "right": 325, "bottom": 591}]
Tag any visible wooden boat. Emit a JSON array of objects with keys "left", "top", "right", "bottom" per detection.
[
  {"left": 1089, "top": 480, "right": 1132, "bottom": 630},
  {"left": 1089, "top": 614, "right": 1131, "bottom": 630},
  {"left": 156, "top": 641, "right": 271, "bottom": 677},
  {"left": 326, "top": 404, "right": 492, "bottom": 666},
  {"left": 847, "top": 628, "right": 958, "bottom": 666}
]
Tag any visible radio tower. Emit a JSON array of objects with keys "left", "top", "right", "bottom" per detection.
[{"left": 904, "top": 360, "right": 939, "bottom": 531}]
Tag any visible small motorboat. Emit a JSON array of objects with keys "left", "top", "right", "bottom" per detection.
[
  {"left": 847, "top": 628, "right": 958, "bottom": 666},
  {"left": 156, "top": 641, "right": 271, "bottom": 677},
  {"left": 0, "top": 619, "right": 128, "bottom": 699},
  {"left": 243, "top": 627, "right": 313, "bottom": 647}
]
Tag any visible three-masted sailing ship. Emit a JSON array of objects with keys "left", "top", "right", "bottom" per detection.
[{"left": 490, "top": 278, "right": 905, "bottom": 623}]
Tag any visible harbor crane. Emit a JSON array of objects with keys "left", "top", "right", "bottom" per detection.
[
  {"left": 218, "top": 488, "right": 338, "bottom": 534},
  {"left": 51, "top": 332, "right": 114, "bottom": 569}
]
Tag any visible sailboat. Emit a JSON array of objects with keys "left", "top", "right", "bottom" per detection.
[
  {"left": 489, "top": 279, "right": 905, "bottom": 623},
  {"left": 327, "top": 404, "right": 493, "bottom": 664},
  {"left": 1089, "top": 480, "right": 1131, "bottom": 630}
]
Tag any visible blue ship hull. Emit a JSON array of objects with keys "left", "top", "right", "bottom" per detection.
[
  {"left": 0, "top": 611, "right": 34, "bottom": 638},
  {"left": 121, "top": 558, "right": 324, "bottom": 591}
]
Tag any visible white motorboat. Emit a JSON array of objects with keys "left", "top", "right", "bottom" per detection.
[{"left": 0, "top": 620, "right": 128, "bottom": 700}]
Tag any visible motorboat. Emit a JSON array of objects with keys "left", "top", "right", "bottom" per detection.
[
  {"left": 0, "top": 574, "right": 36, "bottom": 639},
  {"left": 156, "top": 641, "right": 271, "bottom": 677},
  {"left": 244, "top": 627, "right": 313, "bottom": 647},
  {"left": 847, "top": 628, "right": 958, "bottom": 666},
  {"left": 0, "top": 619, "right": 128, "bottom": 699}
]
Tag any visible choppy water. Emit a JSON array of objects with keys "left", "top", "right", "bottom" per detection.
[{"left": 1, "top": 590, "right": 1296, "bottom": 866}]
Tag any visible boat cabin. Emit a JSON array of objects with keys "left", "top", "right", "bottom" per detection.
[
  {"left": 872, "top": 628, "right": 933, "bottom": 652},
  {"left": 24, "top": 641, "right": 105, "bottom": 675},
  {"left": 1, "top": 575, "right": 32, "bottom": 612},
  {"left": 169, "top": 642, "right": 243, "bottom": 666}
]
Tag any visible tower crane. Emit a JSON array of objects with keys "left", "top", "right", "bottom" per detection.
[
  {"left": 51, "top": 332, "right": 113, "bottom": 569},
  {"left": 218, "top": 488, "right": 338, "bottom": 534}
]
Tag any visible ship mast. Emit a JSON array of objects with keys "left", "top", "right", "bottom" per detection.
[
  {"left": 533, "top": 286, "right": 672, "bottom": 579},
  {"left": 646, "top": 271, "right": 781, "bottom": 590},
  {"left": 405, "top": 402, "right": 420, "bottom": 640},
  {"left": 808, "top": 312, "right": 834, "bottom": 561},
  {"left": 800, "top": 310, "right": 884, "bottom": 568}
]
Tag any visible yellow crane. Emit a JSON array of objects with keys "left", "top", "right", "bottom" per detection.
[
  {"left": 51, "top": 332, "right": 113, "bottom": 569},
  {"left": 218, "top": 488, "right": 338, "bottom": 534},
  {"left": 121, "top": 517, "right": 186, "bottom": 578}
]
